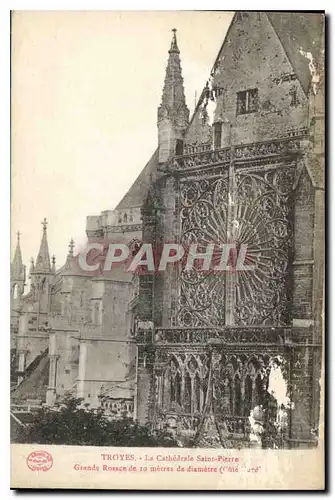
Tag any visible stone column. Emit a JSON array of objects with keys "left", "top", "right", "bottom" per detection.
[
  {"left": 46, "top": 355, "right": 58, "bottom": 406},
  {"left": 163, "top": 368, "right": 170, "bottom": 410},
  {"left": 77, "top": 340, "right": 88, "bottom": 399},
  {"left": 136, "top": 348, "right": 155, "bottom": 424},
  {"left": 156, "top": 369, "right": 163, "bottom": 409},
  {"left": 46, "top": 332, "right": 58, "bottom": 406},
  {"left": 225, "top": 130, "right": 237, "bottom": 325}
]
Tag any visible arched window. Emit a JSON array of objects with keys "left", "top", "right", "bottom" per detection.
[
  {"left": 255, "top": 373, "right": 265, "bottom": 406},
  {"left": 194, "top": 373, "right": 202, "bottom": 413},
  {"left": 244, "top": 375, "right": 253, "bottom": 416},
  {"left": 171, "top": 372, "right": 181, "bottom": 407},
  {"left": 168, "top": 357, "right": 182, "bottom": 411},
  {"left": 234, "top": 375, "right": 241, "bottom": 416},
  {"left": 175, "top": 139, "right": 184, "bottom": 156},
  {"left": 12, "top": 284, "right": 18, "bottom": 299},
  {"left": 184, "top": 372, "right": 192, "bottom": 413}
]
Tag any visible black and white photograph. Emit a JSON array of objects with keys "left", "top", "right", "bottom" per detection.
[{"left": 10, "top": 10, "right": 325, "bottom": 490}]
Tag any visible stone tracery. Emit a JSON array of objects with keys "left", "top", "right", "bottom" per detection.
[{"left": 178, "top": 163, "right": 297, "bottom": 327}]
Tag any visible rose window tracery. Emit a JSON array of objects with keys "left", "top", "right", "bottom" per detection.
[
  {"left": 233, "top": 168, "right": 294, "bottom": 325},
  {"left": 178, "top": 177, "right": 228, "bottom": 327},
  {"left": 178, "top": 165, "right": 296, "bottom": 326}
]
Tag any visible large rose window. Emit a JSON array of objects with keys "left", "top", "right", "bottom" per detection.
[{"left": 178, "top": 166, "right": 295, "bottom": 327}]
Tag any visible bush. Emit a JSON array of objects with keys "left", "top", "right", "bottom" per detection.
[{"left": 13, "top": 395, "right": 178, "bottom": 447}]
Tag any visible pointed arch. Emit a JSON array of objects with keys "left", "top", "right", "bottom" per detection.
[
  {"left": 184, "top": 371, "right": 192, "bottom": 413},
  {"left": 187, "top": 354, "right": 199, "bottom": 374},
  {"left": 194, "top": 372, "right": 202, "bottom": 412},
  {"left": 167, "top": 355, "right": 182, "bottom": 411},
  {"left": 234, "top": 374, "right": 241, "bottom": 416},
  {"left": 244, "top": 375, "right": 253, "bottom": 416},
  {"left": 175, "top": 371, "right": 182, "bottom": 406}
]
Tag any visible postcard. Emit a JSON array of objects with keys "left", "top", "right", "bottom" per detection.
[{"left": 10, "top": 10, "right": 325, "bottom": 490}]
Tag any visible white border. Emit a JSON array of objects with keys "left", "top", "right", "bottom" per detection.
[{"left": 2, "top": 3, "right": 331, "bottom": 498}]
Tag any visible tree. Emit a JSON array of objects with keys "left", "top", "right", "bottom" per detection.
[{"left": 13, "top": 395, "right": 178, "bottom": 447}]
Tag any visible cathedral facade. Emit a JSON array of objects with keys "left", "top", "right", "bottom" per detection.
[{"left": 11, "top": 12, "right": 324, "bottom": 448}]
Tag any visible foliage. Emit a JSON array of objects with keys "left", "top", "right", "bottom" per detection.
[{"left": 13, "top": 395, "right": 178, "bottom": 447}]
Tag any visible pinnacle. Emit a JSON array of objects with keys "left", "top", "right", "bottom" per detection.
[
  {"left": 35, "top": 217, "right": 51, "bottom": 273},
  {"left": 169, "top": 28, "right": 180, "bottom": 54},
  {"left": 158, "top": 29, "right": 189, "bottom": 124},
  {"left": 12, "top": 230, "right": 25, "bottom": 280}
]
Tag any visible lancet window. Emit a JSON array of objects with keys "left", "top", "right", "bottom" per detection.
[{"left": 162, "top": 354, "right": 206, "bottom": 414}]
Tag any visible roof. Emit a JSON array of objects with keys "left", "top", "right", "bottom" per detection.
[
  {"left": 11, "top": 350, "right": 49, "bottom": 403},
  {"left": 115, "top": 149, "right": 159, "bottom": 210},
  {"left": 93, "top": 264, "right": 134, "bottom": 283},
  {"left": 267, "top": 13, "right": 324, "bottom": 95},
  {"left": 116, "top": 13, "right": 324, "bottom": 212}
]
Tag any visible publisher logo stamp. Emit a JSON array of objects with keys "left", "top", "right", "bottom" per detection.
[{"left": 27, "top": 451, "right": 53, "bottom": 472}]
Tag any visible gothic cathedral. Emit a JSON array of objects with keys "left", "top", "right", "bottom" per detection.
[{"left": 11, "top": 12, "right": 324, "bottom": 449}]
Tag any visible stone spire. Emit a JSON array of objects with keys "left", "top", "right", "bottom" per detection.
[
  {"left": 11, "top": 231, "right": 25, "bottom": 281},
  {"left": 35, "top": 218, "right": 51, "bottom": 273},
  {"left": 157, "top": 29, "right": 189, "bottom": 163}
]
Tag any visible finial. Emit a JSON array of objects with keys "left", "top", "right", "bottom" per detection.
[
  {"left": 17, "top": 230, "right": 21, "bottom": 242},
  {"left": 41, "top": 218, "right": 48, "bottom": 232},
  {"left": 69, "top": 238, "right": 75, "bottom": 256},
  {"left": 169, "top": 28, "right": 180, "bottom": 54}
]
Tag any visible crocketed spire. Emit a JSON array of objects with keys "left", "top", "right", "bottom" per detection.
[
  {"left": 158, "top": 29, "right": 189, "bottom": 125},
  {"left": 12, "top": 231, "right": 25, "bottom": 281},
  {"left": 157, "top": 29, "right": 189, "bottom": 163},
  {"left": 35, "top": 218, "right": 51, "bottom": 273}
]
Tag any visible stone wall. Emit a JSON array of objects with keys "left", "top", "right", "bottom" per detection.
[
  {"left": 210, "top": 12, "right": 308, "bottom": 147},
  {"left": 292, "top": 169, "right": 315, "bottom": 321}
]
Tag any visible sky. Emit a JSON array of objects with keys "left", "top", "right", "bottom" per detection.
[{"left": 11, "top": 11, "right": 234, "bottom": 270}]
